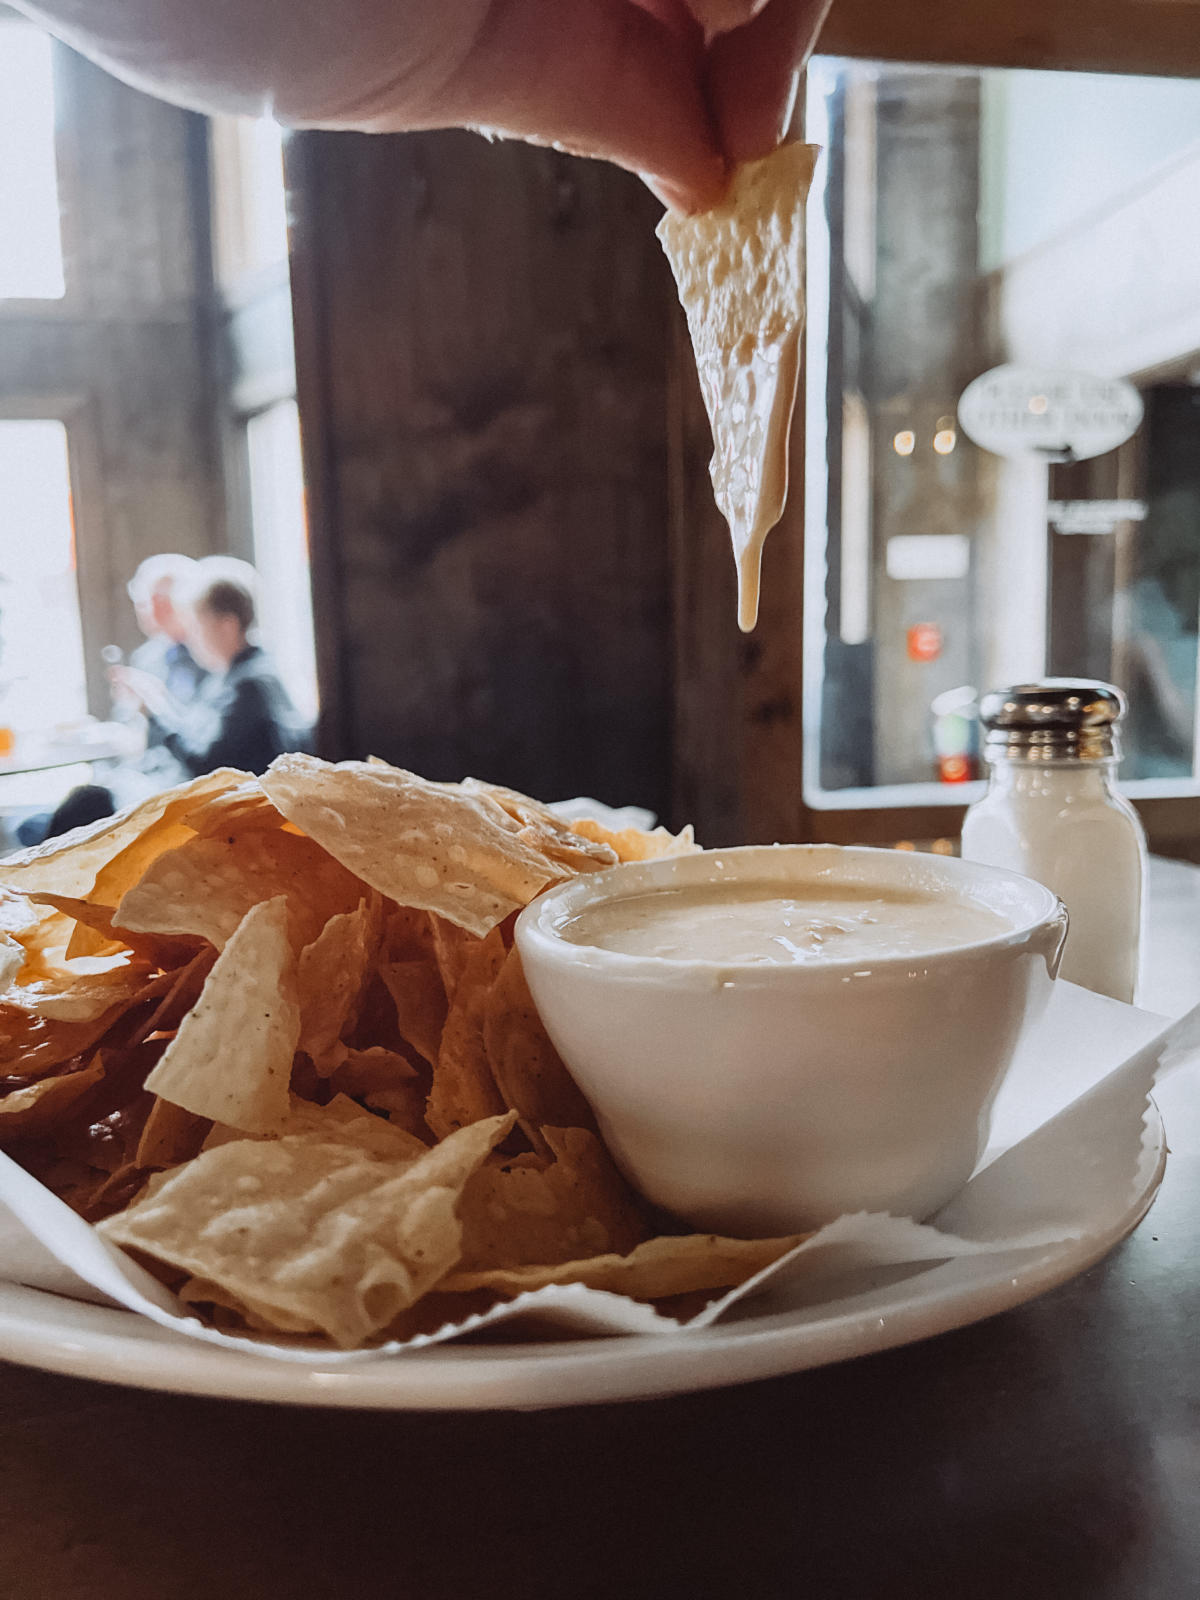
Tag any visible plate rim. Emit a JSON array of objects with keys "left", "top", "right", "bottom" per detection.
[{"left": 0, "top": 1103, "right": 1167, "bottom": 1412}]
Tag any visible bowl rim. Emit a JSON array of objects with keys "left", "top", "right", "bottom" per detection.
[{"left": 516, "top": 842, "right": 1067, "bottom": 978}]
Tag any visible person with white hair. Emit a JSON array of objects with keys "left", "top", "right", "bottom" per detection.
[
  {"left": 113, "top": 555, "right": 312, "bottom": 775},
  {"left": 123, "top": 553, "right": 208, "bottom": 705}
]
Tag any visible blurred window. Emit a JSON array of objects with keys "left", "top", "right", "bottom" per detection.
[
  {"left": 246, "top": 400, "right": 318, "bottom": 725},
  {"left": 804, "top": 59, "right": 1200, "bottom": 810},
  {"left": 209, "top": 118, "right": 315, "bottom": 724},
  {"left": 209, "top": 116, "right": 289, "bottom": 288},
  {"left": 0, "top": 20, "right": 64, "bottom": 300},
  {"left": 0, "top": 420, "right": 87, "bottom": 731}
]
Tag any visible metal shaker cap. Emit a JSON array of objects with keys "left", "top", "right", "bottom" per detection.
[{"left": 979, "top": 680, "right": 1126, "bottom": 761}]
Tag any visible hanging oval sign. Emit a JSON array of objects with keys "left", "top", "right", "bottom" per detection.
[{"left": 957, "top": 365, "right": 1143, "bottom": 464}]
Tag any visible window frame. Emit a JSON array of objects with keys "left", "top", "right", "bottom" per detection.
[
  {"left": 0, "top": 16, "right": 75, "bottom": 317},
  {"left": 820, "top": 0, "right": 1200, "bottom": 83}
]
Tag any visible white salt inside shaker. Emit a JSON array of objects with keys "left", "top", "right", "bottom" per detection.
[{"left": 961, "top": 680, "right": 1146, "bottom": 1003}]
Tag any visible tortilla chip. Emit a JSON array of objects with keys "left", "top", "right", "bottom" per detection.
[
  {"left": 382, "top": 904, "right": 435, "bottom": 963},
  {"left": 115, "top": 829, "right": 366, "bottom": 953},
  {"left": 567, "top": 816, "right": 698, "bottom": 863},
  {"left": 90, "top": 823, "right": 201, "bottom": 910},
  {"left": 135, "top": 1098, "right": 212, "bottom": 1170},
  {"left": 456, "top": 1126, "right": 649, "bottom": 1273},
  {"left": 428, "top": 915, "right": 475, "bottom": 1004},
  {"left": 65, "top": 915, "right": 121, "bottom": 961},
  {"left": 261, "top": 755, "right": 600, "bottom": 938},
  {"left": 0, "top": 965, "right": 164, "bottom": 1078},
  {"left": 0, "top": 934, "right": 23, "bottom": 991},
  {"left": 0, "top": 893, "right": 79, "bottom": 980},
  {"left": 658, "top": 142, "right": 817, "bottom": 629},
  {"left": 482, "top": 947, "right": 595, "bottom": 1147},
  {"left": 99, "top": 1112, "right": 515, "bottom": 1347},
  {"left": 379, "top": 957, "right": 447, "bottom": 1067},
  {"left": 459, "top": 779, "right": 619, "bottom": 874},
  {"left": 0, "top": 1053, "right": 106, "bottom": 1137},
  {"left": 323, "top": 1045, "right": 418, "bottom": 1090},
  {"left": 31, "top": 894, "right": 201, "bottom": 968},
  {"left": 0, "top": 1013, "right": 88, "bottom": 1077},
  {"left": 1, "top": 951, "right": 153, "bottom": 1024},
  {"left": 440, "top": 1229, "right": 805, "bottom": 1302},
  {"left": 297, "top": 900, "right": 381, "bottom": 1067},
  {"left": 143, "top": 897, "right": 299, "bottom": 1134},
  {"left": 14, "top": 1035, "right": 162, "bottom": 1166},
  {"left": 0, "top": 890, "right": 40, "bottom": 938},
  {"left": 425, "top": 927, "right": 508, "bottom": 1139},
  {"left": 0, "top": 769, "right": 247, "bottom": 900},
  {"left": 183, "top": 779, "right": 287, "bottom": 838},
  {"left": 122, "top": 948, "right": 217, "bottom": 1049},
  {"left": 278, "top": 1094, "right": 429, "bottom": 1161},
  {"left": 324, "top": 1047, "right": 430, "bottom": 1142},
  {"left": 205, "top": 1089, "right": 429, "bottom": 1161}
]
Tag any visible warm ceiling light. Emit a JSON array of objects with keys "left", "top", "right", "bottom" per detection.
[
  {"left": 1028, "top": 394, "right": 1048, "bottom": 414},
  {"left": 893, "top": 430, "right": 915, "bottom": 456},
  {"left": 933, "top": 428, "right": 957, "bottom": 454}
]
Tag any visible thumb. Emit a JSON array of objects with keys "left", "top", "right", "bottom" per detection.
[{"left": 706, "top": 0, "right": 832, "bottom": 163}]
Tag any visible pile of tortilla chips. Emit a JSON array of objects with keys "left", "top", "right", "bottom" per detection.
[{"left": 0, "top": 757, "right": 802, "bottom": 1348}]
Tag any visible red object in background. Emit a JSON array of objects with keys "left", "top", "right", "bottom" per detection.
[
  {"left": 907, "top": 623, "right": 942, "bottom": 662},
  {"left": 937, "top": 753, "right": 977, "bottom": 784}
]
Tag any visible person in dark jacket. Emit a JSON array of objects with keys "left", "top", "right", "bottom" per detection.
[
  {"left": 25, "top": 559, "right": 311, "bottom": 844},
  {"left": 113, "top": 557, "right": 312, "bottom": 775},
  {"left": 15, "top": 552, "right": 216, "bottom": 844}
]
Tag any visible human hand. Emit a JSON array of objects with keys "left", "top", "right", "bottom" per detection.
[
  {"left": 106, "top": 664, "right": 137, "bottom": 712},
  {"left": 109, "top": 666, "right": 170, "bottom": 720},
  {"left": 14, "top": 0, "right": 830, "bottom": 210}
]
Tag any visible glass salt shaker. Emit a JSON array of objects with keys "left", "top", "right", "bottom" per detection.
[{"left": 961, "top": 680, "right": 1146, "bottom": 1003}]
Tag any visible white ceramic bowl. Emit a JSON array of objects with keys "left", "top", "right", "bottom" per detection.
[{"left": 516, "top": 844, "right": 1068, "bottom": 1236}]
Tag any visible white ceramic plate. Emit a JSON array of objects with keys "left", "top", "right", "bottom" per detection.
[{"left": 0, "top": 1102, "right": 1166, "bottom": 1412}]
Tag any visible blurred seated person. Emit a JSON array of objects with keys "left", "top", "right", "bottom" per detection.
[
  {"left": 124, "top": 553, "right": 208, "bottom": 702},
  {"left": 13, "top": 552, "right": 209, "bottom": 844},
  {"left": 19, "top": 559, "right": 310, "bottom": 845},
  {"left": 118, "top": 552, "right": 209, "bottom": 789},
  {"left": 112, "top": 557, "right": 313, "bottom": 776}
]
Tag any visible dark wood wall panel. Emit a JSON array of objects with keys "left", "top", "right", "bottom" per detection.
[
  {"left": 287, "top": 131, "right": 675, "bottom": 820},
  {"left": 822, "top": 0, "right": 1200, "bottom": 78}
]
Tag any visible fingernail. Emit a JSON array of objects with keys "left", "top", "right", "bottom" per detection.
[{"left": 777, "top": 70, "right": 801, "bottom": 142}]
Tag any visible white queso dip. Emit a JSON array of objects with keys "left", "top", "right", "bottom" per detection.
[{"left": 560, "top": 881, "right": 1009, "bottom": 965}]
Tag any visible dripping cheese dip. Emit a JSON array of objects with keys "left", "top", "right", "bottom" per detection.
[
  {"left": 557, "top": 880, "right": 1009, "bottom": 967},
  {"left": 657, "top": 144, "right": 818, "bottom": 633}
]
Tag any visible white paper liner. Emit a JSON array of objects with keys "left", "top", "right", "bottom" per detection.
[{"left": 1, "top": 981, "right": 1196, "bottom": 1363}]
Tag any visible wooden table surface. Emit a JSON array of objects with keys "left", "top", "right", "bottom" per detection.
[{"left": 1, "top": 860, "right": 1198, "bottom": 1600}]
